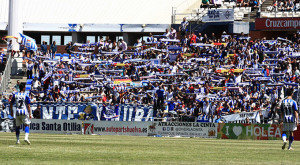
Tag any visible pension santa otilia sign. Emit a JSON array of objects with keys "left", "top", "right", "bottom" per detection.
[{"left": 255, "top": 17, "right": 300, "bottom": 30}]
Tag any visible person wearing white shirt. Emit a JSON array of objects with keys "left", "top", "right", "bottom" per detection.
[
  {"left": 286, "top": 65, "right": 292, "bottom": 75},
  {"left": 32, "top": 77, "right": 41, "bottom": 90},
  {"left": 202, "top": 97, "right": 210, "bottom": 115},
  {"left": 133, "top": 39, "right": 142, "bottom": 47},
  {"left": 295, "top": 67, "right": 300, "bottom": 76},
  {"left": 147, "top": 33, "right": 155, "bottom": 42},
  {"left": 165, "top": 88, "right": 173, "bottom": 101},
  {"left": 171, "top": 64, "right": 178, "bottom": 74},
  {"left": 163, "top": 29, "right": 171, "bottom": 39},
  {"left": 119, "top": 39, "right": 127, "bottom": 51},
  {"left": 170, "top": 28, "right": 177, "bottom": 39},
  {"left": 53, "top": 76, "right": 60, "bottom": 88},
  {"left": 252, "top": 60, "right": 259, "bottom": 69}
]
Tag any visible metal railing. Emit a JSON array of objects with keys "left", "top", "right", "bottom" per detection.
[
  {"left": 172, "top": 6, "right": 252, "bottom": 26},
  {"left": 0, "top": 53, "right": 12, "bottom": 94}
]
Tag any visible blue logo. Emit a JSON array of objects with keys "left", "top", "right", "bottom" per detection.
[{"left": 68, "top": 24, "right": 77, "bottom": 32}]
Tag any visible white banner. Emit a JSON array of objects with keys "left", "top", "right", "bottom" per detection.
[
  {"left": 221, "top": 111, "right": 261, "bottom": 123},
  {"left": 149, "top": 122, "right": 217, "bottom": 138},
  {"left": 20, "top": 119, "right": 82, "bottom": 134},
  {"left": 202, "top": 9, "right": 234, "bottom": 22},
  {"left": 83, "top": 121, "right": 149, "bottom": 136}
]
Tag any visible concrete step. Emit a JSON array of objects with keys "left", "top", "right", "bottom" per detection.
[
  {"left": 7, "top": 76, "right": 27, "bottom": 93},
  {"left": 11, "top": 57, "right": 26, "bottom": 76}
]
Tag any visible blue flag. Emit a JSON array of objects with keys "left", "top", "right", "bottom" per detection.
[{"left": 19, "top": 33, "right": 37, "bottom": 51}]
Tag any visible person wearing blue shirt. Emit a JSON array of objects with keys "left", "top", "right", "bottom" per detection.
[
  {"left": 156, "top": 84, "right": 165, "bottom": 111},
  {"left": 10, "top": 83, "right": 32, "bottom": 145},
  {"left": 50, "top": 41, "right": 57, "bottom": 59},
  {"left": 215, "top": 115, "right": 222, "bottom": 123},
  {"left": 221, "top": 102, "right": 230, "bottom": 115},
  {"left": 281, "top": 88, "right": 298, "bottom": 150},
  {"left": 147, "top": 33, "right": 155, "bottom": 42},
  {"left": 168, "top": 101, "right": 175, "bottom": 111},
  {"left": 41, "top": 41, "right": 47, "bottom": 55}
]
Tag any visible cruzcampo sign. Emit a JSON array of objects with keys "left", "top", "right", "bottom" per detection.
[{"left": 217, "top": 123, "right": 282, "bottom": 140}]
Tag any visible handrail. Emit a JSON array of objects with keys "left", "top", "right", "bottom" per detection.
[{"left": 0, "top": 53, "right": 12, "bottom": 94}]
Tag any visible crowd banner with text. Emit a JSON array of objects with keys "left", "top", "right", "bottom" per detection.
[
  {"left": 202, "top": 9, "right": 234, "bottom": 22},
  {"left": 148, "top": 122, "right": 217, "bottom": 138},
  {"left": 4, "top": 103, "right": 153, "bottom": 121},
  {"left": 221, "top": 111, "right": 260, "bottom": 123},
  {"left": 83, "top": 121, "right": 149, "bottom": 136},
  {"left": 217, "top": 123, "right": 282, "bottom": 140},
  {"left": 20, "top": 119, "right": 82, "bottom": 134}
]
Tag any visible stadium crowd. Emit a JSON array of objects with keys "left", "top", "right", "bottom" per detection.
[
  {"left": 1, "top": 21, "right": 300, "bottom": 123},
  {"left": 201, "top": 0, "right": 262, "bottom": 10}
]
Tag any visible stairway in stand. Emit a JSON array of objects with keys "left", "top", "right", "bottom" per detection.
[
  {"left": 7, "top": 76, "right": 27, "bottom": 93},
  {"left": 261, "top": 0, "right": 274, "bottom": 12},
  {"left": 242, "top": 0, "right": 272, "bottom": 22}
]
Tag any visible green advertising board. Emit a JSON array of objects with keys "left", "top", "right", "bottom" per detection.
[{"left": 217, "top": 123, "right": 282, "bottom": 140}]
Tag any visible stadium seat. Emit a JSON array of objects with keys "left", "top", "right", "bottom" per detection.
[
  {"left": 245, "top": 7, "right": 251, "bottom": 12},
  {"left": 239, "top": 7, "right": 246, "bottom": 13},
  {"left": 294, "top": 12, "right": 300, "bottom": 17},
  {"left": 25, "top": 85, "right": 31, "bottom": 91},
  {"left": 275, "top": 12, "right": 282, "bottom": 17},
  {"left": 27, "top": 79, "right": 32, "bottom": 85},
  {"left": 261, "top": 13, "right": 270, "bottom": 18},
  {"left": 288, "top": 12, "right": 294, "bottom": 17}
]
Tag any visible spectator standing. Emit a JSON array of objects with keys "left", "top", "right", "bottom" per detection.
[
  {"left": 190, "top": 32, "right": 197, "bottom": 44},
  {"left": 147, "top": 33, "right": 155, "bottom": 42},
  {"left": 14, "top": 37, "right": 24, "bottom": 57},
  {"left": 179, "top": 17, "right": 189, "bottom": 38},
  {"left": 14, "top": 80, "right": 20, "bottom": 92},
  {"left": 41, "top": 41, "right": 48, "bottom": 55},
  {"left": 163, "top": 29, "right": 171, "bottom": 38},
  {"left": 26, "top": 60, "right": 34, "bottom": 79},
  {"left": 0, "top": 95, "right": 3, "bottom": 115},
  {"left": 119, "top": 39, "right": 127, "bottom": 51},
  {"left": 3, "top": 39, "right": 13, "bottom": 57},
  {"left": 133, "top": 39, "right": 142, "bottom": 47},
  {"left": 33, "top": 105, "right": 41, "bottom": 119},
  {"left": 50, "top": 41, "right": 57, "bottom": 59},
  {"left": 170, "top": 27, "right": 177, "bottom": 39},
  {"left": 156, "top": 84, "right": 165, "bottom": 111},
  {"left": 65, "top": 42, "right": 74, "bottom": 56}
]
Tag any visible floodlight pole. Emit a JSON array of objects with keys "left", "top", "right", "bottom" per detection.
[{"left": 8, "top": 0, "right": 23, "bottom": 51}]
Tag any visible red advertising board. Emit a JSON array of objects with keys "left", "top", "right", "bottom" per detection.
[{"left": 255, "top": 18, "right": 300, "bottom": 30}]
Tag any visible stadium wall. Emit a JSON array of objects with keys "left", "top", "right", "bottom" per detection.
[{"left": 249, "top": 17, "right": 300, "bottom": 39}]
